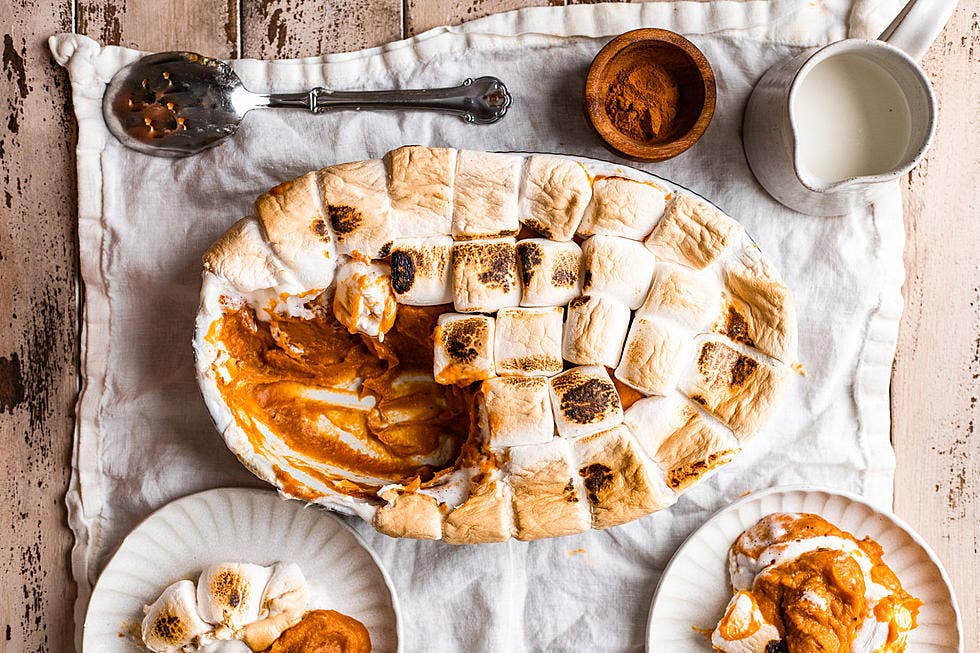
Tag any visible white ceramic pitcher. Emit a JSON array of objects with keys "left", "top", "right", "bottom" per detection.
[{"left": 743, "top": 0, "right": 958, "bottom": 216}]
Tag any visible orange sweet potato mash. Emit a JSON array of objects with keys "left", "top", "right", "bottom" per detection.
[
  {"left": 208, "top": 295, "right": 476, "bottom": 500},
  {"left": 266, "top": 609, "right": 371, "bottom": 653},
  {"left": 721, "top": 513, "right": 922, "bottom": 653}
]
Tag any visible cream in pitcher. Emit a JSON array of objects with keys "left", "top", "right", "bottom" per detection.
[
  {"left": 792, "top": 53, "right": 912, "bottom": 183},
  {"left": 742, "top": 0, "right": 957, "bottom": 215}
]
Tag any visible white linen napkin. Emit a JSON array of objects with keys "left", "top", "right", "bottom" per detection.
[{"left": 53, "top": 1, "right": 908, "bottom": 649}]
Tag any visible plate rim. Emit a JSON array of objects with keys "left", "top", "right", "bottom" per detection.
[
  {"left": 645, "top": 484, "right": 963, "bottom": 652},
  {"left": 82, "top": 486, "right": 403, "bottom": 652}
]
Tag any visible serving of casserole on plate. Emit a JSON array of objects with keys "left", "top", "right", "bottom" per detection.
[
  {"left": 647, "top": 487, "right": 961, "bottom": 653},
  {"left": 194, "top": 146, "right": 798, "bottom": 543}
]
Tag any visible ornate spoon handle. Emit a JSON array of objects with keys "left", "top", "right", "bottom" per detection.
[{"left": 262, "top": 77, "right": 511, "bottom": 124}]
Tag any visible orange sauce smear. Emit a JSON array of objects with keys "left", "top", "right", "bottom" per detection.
[{"left": 209, "top": 297, "right": 477, "bottom": 500}]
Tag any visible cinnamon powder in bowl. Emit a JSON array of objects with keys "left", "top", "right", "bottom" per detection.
[{"left": 586, "top": 29, "right": 716, "bottom": 162}]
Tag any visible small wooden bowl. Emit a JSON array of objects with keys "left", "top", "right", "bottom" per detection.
[{"left": 585, "top": 28, "right": 716, "bottom": 162}]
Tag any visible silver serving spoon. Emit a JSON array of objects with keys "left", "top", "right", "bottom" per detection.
[{"left": 103, "top": 51, "right": 512, "bottom": 157}]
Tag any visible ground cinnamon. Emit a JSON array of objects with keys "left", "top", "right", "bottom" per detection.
[{"left": 604, "top": 61, "right": 680, "bottom": 142}]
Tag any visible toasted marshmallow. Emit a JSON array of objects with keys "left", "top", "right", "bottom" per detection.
[
  {"left": 577, "top": 176, "right": 668, "bottom": 240},
  {"left": 639, "top": 262, "right": 723, "bottom": 330},
  {"left": 374, "top": 487, "right": 443, "bottom": 540},
  {"left": 197, "top": 563, "right": 272, "bottom": 631},
  {"left": 562, "top": 294, "right": 631, "bottom": 368},
  {"left": 316, "top": 158, "right": 393, "bottom": 260},
  {"left": 389, "top": 236, "right": 453, "bottom": 306},
  {"left": 715, "top": 252, "right": 798, "bottom": 363},
  {"left": 711, "top": 591, "right": 782, "bottom": 653},
  {"left": 451, "top": 238, "right": 521, "bottom": 312},
  {"left": 385, "top": 145, "right": 456, "bottom": 237},
  {"left": 679, "top": 335, "right": 790, "bottom": 439},
  {"left": 202, "top": 217, "right": 302, "bottom": 295},
  {"left": 259, "top": 562, "right": 308, "bottom": 618},
  {"left": 452, "top": 150, "right": 522, "bottom": 239},
  {"left": 572, "top": 425, "right": 675, "bottom": 528},
  {"left": 494, "top": 306, "right": 564, "bottom": 377},
  {"left": 644, "top": 194, "right": 740, "bottom": 270},
  {"left": 333, "top": 259, "right": 397, "bottom": 339},
  {"left": 480, "top": 375, "right": 555, "bottom": 448},
  {"left": 433, "top": 313, "right": 496, "bottom": 385},
  {"left": 254, "top": 172, "right": 338, "bottom": 290},
  {"left": 142, "top": 580, "right": 212, "bottom": 653},
  {"left": 614, "top": 316, "right": 692, "bottom": 395},
  {"left": 623, "top": 394, "right": 739, "bottom": 491},
  {"left": 549, "top": 366, "right": 624, "bottom": 439},
  {"left": 507, "top": 438, "right": 591, "bottom": 540},
  {"left": 518, "top": 154, "right": 592, "bottom": 241},
  {"left": 516, "top": 238, "right": 582, "bottom": 308},
  {"left": 442, "top": 468, "right": 515, "bottom": 544},
  {"left": 237, "top": 563, "right": 309, "bottom": 651},
  {"left": 581, "top": 235, "right": 657, "bottom": 310}
]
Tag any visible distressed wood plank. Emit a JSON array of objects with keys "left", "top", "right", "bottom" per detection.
[
  {"left": 76, "top": 0, "right": 239, "bottom": 57},
  {"left": 241, "top": 0, "right": 402, "bottom": 57},
  {"left": 23, "top": 1, "right": 237, "bottom": 650},
  {"left": 893, "top": 4, "right": 980, "bottom": 641},
  {"left": 405, "top": 0, "right": 561, "bottom": 36},
  {"left": 0, "top": 1, "right": 78, "bottom": 650}
]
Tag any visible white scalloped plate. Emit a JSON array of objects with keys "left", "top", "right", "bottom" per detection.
[
  {"left": 83, "top": 487, "right": 401, "bottom": 652},
  {"left": 647, "top": 486, "right": 961, "bottom": 652}
]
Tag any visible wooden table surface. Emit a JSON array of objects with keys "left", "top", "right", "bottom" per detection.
[{"left": 1, "top": 0, "right": 976, "bottom": 649}]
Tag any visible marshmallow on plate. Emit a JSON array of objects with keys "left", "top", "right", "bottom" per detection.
[
  {"left": 494, "top": 306, "right": 564, "bottom": 377},
  {"left": 581, "top": 235, "right": 657, "bottom": 310},
  {"left": 480, "top": 375, "right": 555, "bottom": 448},
  {"left": 549, "top": 365, "right": 624, "bottom": 439},
  {"left": 562, "top": 294, "right": 631, "bottom": 368},
  {"left": 711, "top": 591, "right": 782, "bottom": 653},
  {"left": 644, "top": 193, "right": 740, "bottom": 270},
  {"left": 433, "top": 313, "right": 496, "bottom": 385},
  {"left": 451, "top": 238, "right": 521, "bottom": 312},
  {"left": 258, "top": 562, "right": 308, "bottom": 617},
  {"left": 517, "top": 154, "right": 592, "bottom": 241},
  {"left": 316, "top": 158, "right": 393, "bottom": 259},
  {"left": 507, "top": 437, "right": 592, "bottom": 540},
  {"left": 197, "top": 563, "right": 272, "bottom": 632},
  {"left": 254, "top": 172, "right": 338, "bottom": 291},
  {"left": 639, "top": 261, "right": 723, "bottom": 330},
  {"left": 237, "top": 563, "right": 309, "bottom": 651},
  {"left": 332, "top": 258, "right": 397, "bottom": 339},
  {"left": 614, "top": 316, "right": 692, "bottom": 396},
  {"left": 572, "top": 424, "right": 675, "bottom": 529},
  {"left": 388, "top": 235, "right": 453, "bottom": 306},
  {"left": 516, "top": 238, "right": 582, "bottom": 307},
  {"left": 385, "top": 145, "right": 456, "bottom": 237},
  {"left": 624, "top": 394, "right": 739, "bottom": 491},
  {"left": 142, "top": 580, "right": 212, "bottom": 653},
  {"left": 679, "top": 335, "right": 790, "bottom": 440},
  {"left": 577, "top": 176, "right": 669, "bottom": 240},
  {"left": 452, "top": 150, "right": 522, "bottom": 239}
]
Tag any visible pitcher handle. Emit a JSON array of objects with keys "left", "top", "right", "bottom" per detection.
[{"left": 878, "top": 0, "right": 959, "bottom": 61}]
